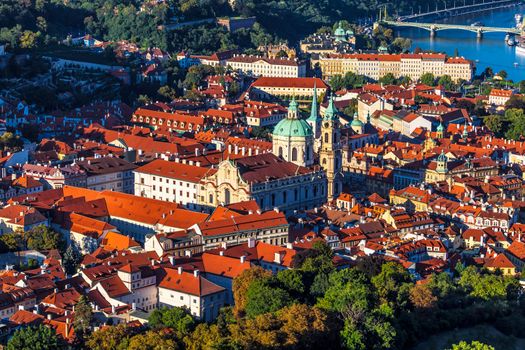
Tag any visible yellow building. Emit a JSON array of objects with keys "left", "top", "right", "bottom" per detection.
[
  {"left": 389, "top": 186, "right": 432, "bottom": 213},
  {"left": 318, "top": 53, "right": 473, "bottom": 82}
]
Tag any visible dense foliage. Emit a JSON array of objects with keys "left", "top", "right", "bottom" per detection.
[
  {"left": 0, "top": 0, "right": 464, "bottom": 51},
  {"left": 80, "top": 241, "right": 525, "bottom": 350},
  {"left": 7, "top": 325, "right": 61, "bottom": 350}
]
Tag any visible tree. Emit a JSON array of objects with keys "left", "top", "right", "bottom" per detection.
[
  {"left": 62, "top": 245, "right": 82, "bottom": 275},
  {"left": 86, "top": 324, "right": 130, "bottom": 350},
  {"left": 245, "top": 279, "right": 292, "bottom": 318},
  {"left": 148, "top": 307, "right": 195, "bottom": 337},
  {"left": 497, "top": 70, "right": 508, "bottom": 80},
  {"left": 7, "top": 325, "right": 61, "bottom": 350},
  {"left": 329, "top": 74, "right": 345, "bottom": 91},
  {"left": 232, "top": 266, "right": 272, "bottom": 317},
  {"left": 438, "top": 75, "right": 454, "bottom": 91},
  {"left": 371, "top": 261, "right": 412, "bottom": 308},
  {"left": 505, "top": 95, "right": 525, "bottom": 110},
  {"left": 25, "top": 225, "right": 64, "bottom": 251},
  {"left": 391, "top": 37, "right": 411, "bottom": 53},
  {"left": 505, "top": 108, "right": 525, "bottom": 140},
  {"left": 483, "top": 115, "right": 503, "bottom": 136},
  {"left": 229, "top": 304, "right": 335, "bottom": 350},
  {"left": 455, "top": 99, "right": 475, "bottom": 114},
  {"left": 378, "top": 73, "right": 396, "bottom": 85},
  {"left": 276, "top": 269, "right": 306, "bottom": 296},
  {"left": 409, "top": 284, "right": 437, "bottom": 309},
  {"left": 0, "top": 232, "right": 24, "bottom": 252},
  {"left": 19, "top": 30, "right": 39, "bottom": 49},
  {"left": 73, "top": 295, "right": 93, "bottom": 340},
  {"left": 449, "top": 340, "right": 495, "bottom": 350},
  {"left": 183, "top": 324, "right": 226, "bottom": 350},
  {"left": 483, "top": 67, "right": 494, "bottom": 78},
  {"left": 157, "top": 86, "right": 177, "bottom": 102},
  {"left": 127, "top": 330, "right": 177, "bottom": 350},
  {"left": 420, "top": 72, "right": 435, "bottom": 86},
  {"left": 519, "top": 80, "right": 525, "bottom": 93}
]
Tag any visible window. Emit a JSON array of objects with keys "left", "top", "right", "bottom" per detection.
[
  {"left": 324, "top": 133, "right": 329, "bottom": 143},
  {"left": 291, "top": 147, "right": 298, "bottom": 161}
]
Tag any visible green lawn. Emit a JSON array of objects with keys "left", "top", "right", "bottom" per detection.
[{"left": 411, "top": 324, "right": 525, "bottom": 350}]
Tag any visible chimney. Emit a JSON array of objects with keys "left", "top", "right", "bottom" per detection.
[
  {"left": 219, "top": 251, "right": 224, "bottom": 256},
  {"left": 168, "top": 256, "right": 175, "bottom": 265},
  {"left": 274, "top": 252, "right": 283, "bottom": 264},
  {"left": 178, "top": 266, "right": 183, "bottom": 274},
  {"left": 286, "top": 243, "right": 293, "bottom": 249},
  {"left": 247, "top": 238, "right": 256, "bottom": 248},
  {"left": 47, "top": 314, "right": 52, "bottom": 320},
  {"left": 240, "top": 256, "right": 246, "bottom": 263},
  {"left": 193, "top": 269, "right": 199, "bottom": 277},
  {"left": 18, "top": 305, "right": 24, "bottom": 311},
  {"left": 111, "top": 305, "right": 116, "bottom": 314}
]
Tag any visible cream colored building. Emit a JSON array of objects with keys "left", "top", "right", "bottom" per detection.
[
  {"left": 226, "top": 55, "right": 307, "bottom": 78},
  {"left": 319, "top": 53, "right": 473, "bottom": 82}
]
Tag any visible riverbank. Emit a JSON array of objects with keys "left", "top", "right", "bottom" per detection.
[{"left": 396, "top": 4, "right": 525, "bottom": 81}]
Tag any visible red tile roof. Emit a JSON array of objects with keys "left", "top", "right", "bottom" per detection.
[
  {"left": 159, "top": 268, "right": 224, "bottom": 296},
  {"left": 135, "top": 159, "right": 214, "bottom": 182},
  {"left": 252, "top": 77, "right": 328, "bottom": 89},
  {"left": 196, "top": 210, "right": 287, "bottom": 237}
]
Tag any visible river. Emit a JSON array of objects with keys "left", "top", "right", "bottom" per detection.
[{"left": 395, "top": 4, "right": 525, "bottom": 81}]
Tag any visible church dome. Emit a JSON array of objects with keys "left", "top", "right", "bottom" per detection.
[
  {"left": 351, "top": 112, "right": 364, "bottom": 127},
  {"left": 273, "top": 118, "right": 313, "bottom": 138}
]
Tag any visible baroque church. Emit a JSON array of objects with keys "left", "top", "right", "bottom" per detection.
[{"left": 271, "top": 87, "right": 352, "bottom": 200}]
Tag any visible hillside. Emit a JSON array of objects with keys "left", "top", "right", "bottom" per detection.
[{"left": 0, "top": 0, "right": 460, "bottom": 50}]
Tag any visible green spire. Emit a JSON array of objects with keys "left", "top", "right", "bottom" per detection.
[
  {"left": 307, "top": 83, "right": 319, "bottom": 122},
  {"left": 437, "top": 122, "right": 444, "bottom": 132},
  {"left": 324, "top": 95, "right": 338, "bottom": 120}
]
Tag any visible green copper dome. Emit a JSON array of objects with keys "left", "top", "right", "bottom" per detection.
[
  {"left": 334, "top": 22, "right": 346, "bottom": 41},
  {"left": 273, "top": 118, "right": 313, "bottom": 138},
  {"left": 437, "top": 150, "right": 448, "bottom": 163},
  {"left": 351, "top": 112, "right": 364, "bottom": 127},
  {"left": 437, "top": 122, "right": 444, "bottom": 132}
]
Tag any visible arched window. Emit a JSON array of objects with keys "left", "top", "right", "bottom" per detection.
[
  {"left": 283, "top": 191, "right": 287, "bottom": 203},
  {"left": 209, "top": 194, "right": 213, "bottom": 203},
  {"left": 224, "top": 189, "right": 231, "bottom": 205},
  {"left": 324, "top": 133, "right": 329, "bottom": 143},
  {"left": 322, "top": 158, "right": 327, "bottom": 165},
  {"left": 278, "top": 146, "right": 283, "bottom": 157},
  {"left": 291, "top": 148, "right": 298, "bottom": 161},
  {"left": 271, "top": 193, "right": 276, "bottom": 206}
]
